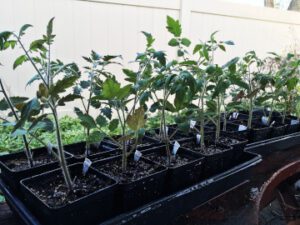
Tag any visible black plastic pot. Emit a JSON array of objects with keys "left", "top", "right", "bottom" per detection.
[
  {"left": 284, "top": 116, "right": 300, "bottom": 135},
  {"left": 217, "top": 131, "right": 248, "bottom": 165},
  {"left": 270, "top": 123, "right": 288, "bottom": 138},
  {"left": 179, "top": 138, "right": 232, "bottom": 177},
  {"left": 20, "top": 163, "right": 117, "bottom": 225},
  {"left": 0, "top": 147, "right": 72, "bottom": 194},
  {"left": 64, "top": 141, "right": 119, "bottom": 163},
  {"left": 249, "top": 123, "right": 272, "bottom": 142},
  {"left": 92, "top": 155, "right": 167, "bottom": 212},
  {"left": 221, "top": 121, "right": 249, "bottom": 141},
  {"left": 143, "top": 145, "right": 204, "bottom": 193}
]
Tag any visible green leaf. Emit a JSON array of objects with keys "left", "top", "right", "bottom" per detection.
[
  {"left": 224, "top": 40, "right": 234, "bottom": 45},
  {"left": 12, "top": 129, "right": 27, "bottom": 137},
  {"left": 49, "top": 75, "right": 79, "bottom": 97},
  {"left": 78, "top": 113, "right": 97, "bottom": 129},
  {"left": 166, "top": 16, "right": 181, "bottom": 37},
  {"left": 117, "top": 84, "right": 132, "bottom": 99},
  {"left": 181, "top": 38, "right": 191, "bottom": 47},
  {"left": 177, "top": 49, "right": 184, "bottom": 57},
  {"left": 153, "top": 51, "right": 166, "bottom": 66},
  {"left": 168, "top": 38, "right": 179, "bottom": 46},
  {"left": 19, "top": 24, "right": 32, "bottom": 37},
  {"left": 101, "top": 78, "right": 121, "bottom": 99},
  {"left": 87, "top": 130, "right": 105, "bottom": 144},
  {"left": 14, "top": 98, "right": 40, "bottom": 131},
  {"left": 193, "top": 44, "right": 202, "bottom": 54},
  {"left": 13, "top": 55, "right": 27, "bottom": 69},
  {"left": 101, "top": 107, "right": 112, "bottom": 119},
  {"left": 123, "top": 69, "right": 136, "bottom": 83},
  {"left": 126, "top": 107, "right": 145, "bottom": 131},
  {"left": 57, "top": 94, "right": 80, "bottom": 106},
  {"left": 29, "top": 39, "right": 46, "bottom": 52},
  {"left": 142, "top": 31, "right": 155, "bottom": 48},
  {"left": 80, "top": 80, "right": 90, "bottom": 89},
  {"left": 150, "top": 102, "right": 160, "bottom": 113},
  {"left": 218, "top": 44, "right": 226, "bottom": 51},
  {"left": 47, "top": 17, "right": 55, "bottom": 37},
  {"left": 0, "top": 96, "right": 28, "bottom": 111},
  {"left": 96, "top": 115, "right": 108, "bottom": 127},
  {"left": 203, "top": 45, "right": 209, "bottom": 60},
  {"left": 228, "top": 74, "right": 249, "bottom": 90},
  {"left": 108, "top": 119, "right": 119, "bottom": 131},
  {"left": 287, "top": 77, "right": 298, "bottom": 91}
]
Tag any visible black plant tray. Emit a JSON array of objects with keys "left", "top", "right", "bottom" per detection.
[
  {"left": 0, "top": 150, "right": 261, "bottom": 225},
  {"left": 245, "top": 131, "right": 300, "bottom": 157}
]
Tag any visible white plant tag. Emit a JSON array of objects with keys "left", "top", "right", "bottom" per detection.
[
  {"left": 261, "top": 116, "right": 269, "bottom": 125},
  {"left": 134, "top": 150, "right": 142, "bottom": 161},
  {"left": 229, "top": 115, "right": 232, "bottom": 120},
  {"left": 172, "top": 141, "right": 180, "bottom": 155},
  {"left": 47, "top": 142, "right": 53, "bottom": 155},
  {"left": 291, "top": 119, "right": 299, "bottom": 125},
  {"left": 82, "top": 158, "right": 92, "bottom": 175},
  {"left": 190, "top": 120, "right": 196, "bottom": 129},
  {"left": 238, "top": 125, "right": 247, "bottom": 131},
  {"left": 232, "top": 112, "right": 239, "bottom": 119},
  {"left": 196, "top": 134, "right": 201, "bottom": 144},
  {"left": 270, "top": 121, "right": 276, "bottom": 127}
]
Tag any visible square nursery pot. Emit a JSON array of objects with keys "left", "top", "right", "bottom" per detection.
[
  {"left": 92, "top": 155, "right": 167, "bottom": 213},
  {"left": 216, "top": 131, "right": 248, "bottom": 165},
  {"left": 249, "top": 122, "right": 272, "bottom": 143},
  {"left": 143, "top": 145, "right": 204, "bottom": 194},
  {"left": 222, "top": 121, "right": 249, "bottom": 141},
  {"left": 0, "top": 147, "right": 72, "bottom": 194},
  {"left": 270, "top": 122, "right": 288, "bottom": 138},
  {"left": 284, "top": 116, "right": 300, "bottom": 135},
  {"left": 64, "top": 141, "right": 120, "bottom": 163},
  {"left": 20, "top": 163, "right": 117, "bottom": 225},
  {"left": 179, "top": 138, "right": 232, "bottom": 177}
]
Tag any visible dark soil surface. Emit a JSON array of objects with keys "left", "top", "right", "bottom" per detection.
[
  {"left": 4, "top": 152, "right": 56, "bottom": 172},
  {"left": 26, "top": 171, "right": 113, "bottom": 208},
  {"left": 104, "top": 137, "right": 155, "bottom": 149},
  {"left": 147, "top": 129, "right": 189, "bottom": 142},
  {"left": 144, "top": 151, "right": 196, "bottom": 168},
  {"left": 218, "top": 136, "right": 241, "bottom": 146},
  {"left": 92, "top": 150, "right": 121, "bottom": 161},
  {"left": 181, "top": 142, "right": 229, "bottom": 156},
  {"left": 95, "top": 159, "right": 163, "bottom": 183}
]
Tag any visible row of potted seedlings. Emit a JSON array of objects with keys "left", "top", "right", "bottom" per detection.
[{"left": 0, "top": 17, "right": 299, "bottom": 225}]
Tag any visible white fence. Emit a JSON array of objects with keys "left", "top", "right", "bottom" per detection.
[{"left": 0, "top": 0, "right": 300, "bottom": 115}]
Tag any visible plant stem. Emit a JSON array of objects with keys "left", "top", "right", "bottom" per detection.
[
  {"left": 51, "top": 104, "right": 73, "bottom": 191},
  {"left": 162, "top": 88, "right": 171, "bottom": 165},
  {"left": 0, "top": 79, "right": 34, "bottom": 167},
  {"left": 215, "top": 95, "right": 221, "bottom": 141},
  {"left": 200, "top": 92, "right": 205, "bottom": 150}
]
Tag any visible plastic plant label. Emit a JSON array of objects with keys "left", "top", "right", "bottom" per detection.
[
  {"left": 232, "top": 112, "right": 239, "bottom": 119},
  {"left": 134, "top": 150, "right": 142, "bottom": 161},
  {"left": 238, "top": 125, "right": 247, "bottom": 131},
  {"left": 261, "top": 116, "right": 269, "bottom": 125},
  {"left": 229, "top": 115, "right": 232, "bottom": 120},
  {"left": 162, "top": 126, "right": 169, "bottom": 135},
  {"left": 291, "top": 119, "right": 300, "bottom": 125},
  {"left": 82, "top": 158, "right": 92, "bottom": 175},
  {"left": 196, "top": 134, "right": 201, "bottom": 144},
  {"left": 172, "top": 141, "right": 180, "bottom": 155},
  {"left": 190, "top": 120, "right": 196, "bottom": 129},
  {"left": 270, "top": 121, "right": 276, "bottom": 127},
  {"left": 47, "top": 142, "right": 53, "bottom": 155}
]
